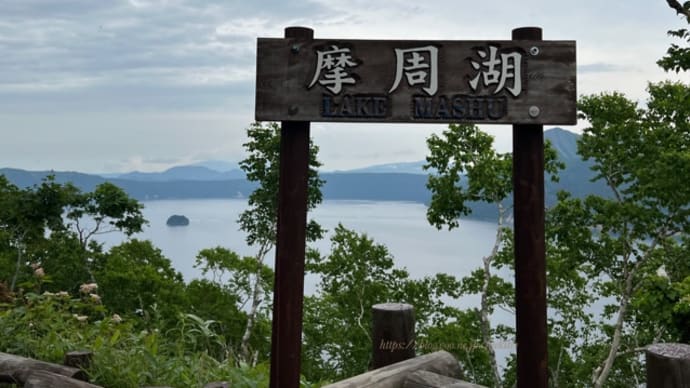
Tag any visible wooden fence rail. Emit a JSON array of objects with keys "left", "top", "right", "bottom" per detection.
[
  {"left": 0, "top": 351, "right": 98, "bottom": 387},
  {"left": 324, "top": 302, "right": 488, "bottom": 388}
]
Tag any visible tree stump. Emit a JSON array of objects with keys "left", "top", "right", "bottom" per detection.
[
  {"left": 372, "top": 302, "right": 415, "bottom": 369},
  {"left": 64, "top": 350, "right": 93, "bottom": 370},
  {"left": 646, "top": 343, "right": 690, "bottom": 388}
]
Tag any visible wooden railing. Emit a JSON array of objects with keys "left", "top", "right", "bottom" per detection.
[
  {"left": 323, "top": 303, "right": 487, "bottom": 388},
  {"left": 1, "top": 308, "right": 688, "bottom": 387},
  {"left": 325, "top": 303, "right": 690, "bottom": 388}
]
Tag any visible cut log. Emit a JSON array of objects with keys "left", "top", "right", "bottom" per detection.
[
  {"left": 322, "top": 350, "right": 462, "bottom": 388},
  {"left": 403, "top": 370, "right": 487, "bottom": 388},
  {"left": 0, "top": 373, "right": 17, "bottom": 384},
  {"left": 0, "top": 351, "right": 88, "bottom": 382},
  {"left": 23, "top": 370, "right": 102, "bottom": 388},
  {"left": 64, "top": 350, "right": 93, "bottom": 370},
  {"left": 646, "top": 343, "right": 690, "bottom": 388},
  {"left": 372, "top": 303, "right": 416, "bottom": 369},
  {"left": 204, "top": 382, "right": 231, "bottom": 388}
]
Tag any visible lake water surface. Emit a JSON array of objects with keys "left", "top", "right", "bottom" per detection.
[
  {"left": 99, "top": 199, "right": 500, "bottom": 294},
  {"left": 97, "top": 198, "right": 515, "bottom": 359}
]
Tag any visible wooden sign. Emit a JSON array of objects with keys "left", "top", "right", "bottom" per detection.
[{"left": 256, "top": 38, "right": 576, "bottom": 124}]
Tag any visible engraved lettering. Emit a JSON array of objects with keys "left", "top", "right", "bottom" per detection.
[
  {"left": 436, "top": 96, "right": 451, "bottom": 119},
  {"left": 486, "top": 97, "right": 507, "bottom": 119},
  {"left": 452, "top": 96, "right": 466, "bottom": 118},
  {"left": 411, "top": 94, "right": 508, "bottom": 121},
  {"left": 321, "top": 94, "right": 389, "bottom": 118},
  {"left": 467, "top": 98, "right": 484, "bottom": 119},
  {"left": 373, "top": 97, "right": 388, "bottom": 117},
  {"left": 356, "top": 96, "right": 370, "bottom": 116},
  {"left": 413, "top": 97, "right": 433, "bottom": 119},
  {"left": 340, "top": 95, "right": 353, "bottom": 116}
]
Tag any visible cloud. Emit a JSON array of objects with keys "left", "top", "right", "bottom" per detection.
[
  {"left": 0, "top": 0, "right": 332, "bottom": 112},
  {"left": 578, "top": 63, "right": 628, "bottom": 73},
  {"left": 0, "top": 0, "right": 686, "bottom": 173}
]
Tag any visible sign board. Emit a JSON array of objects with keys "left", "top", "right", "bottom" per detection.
[{"left": 256, "top": 38, "right": 576, "bottom": 124}]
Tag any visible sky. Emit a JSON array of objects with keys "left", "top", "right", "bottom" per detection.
[{"left": 0, "top": 0, "right": 687, "bottom": 173}]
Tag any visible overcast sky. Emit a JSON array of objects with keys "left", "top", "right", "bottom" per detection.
[{"left": 0, "top": 0, "right": 686, "bottom": 173}]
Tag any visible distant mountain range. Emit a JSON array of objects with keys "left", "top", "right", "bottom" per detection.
[
  {"left": 0, "top": 128, "right": 607, "bottom": 222},
  {"left": 115, "top": 165, "right": 246, "bottom": 182},
  {"left": 335, "top": 160, "right": 427, "bottom": 175}
]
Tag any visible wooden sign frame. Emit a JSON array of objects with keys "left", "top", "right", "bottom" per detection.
[
  {"left": 259, "top": 27, "right": 572, "bottom": 388},
  {"left": 256, "top": 38, "right": 576, "bottom": 124}
]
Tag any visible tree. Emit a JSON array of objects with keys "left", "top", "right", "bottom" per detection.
[
  {"left": 659, "top": 0, "right": 690, "bottom": 72},
  {"left": 193, "top": 246, "right": 274, "bottom": 365},
  {"left": 0, "top": 176, "right": 77, "bottom": 292},
  {"left": 0, "top": 176, "right": 147, "bottom": 293},
  {"left": 234, "top": 122, "right": 324, "bottom": 364},
  {"left": 63, "top": 181, "right": 146, "bottom": 283},
  {"left": 238, "top": 122, "right": 324, "bottom": 248},
  {"left": 525, "top": 8, "right": 690, "bottom": 386},
  {"left": 424, "top": 123, "right": 562, "bottom": 387},
  {"left": 94, "top": 239, "right": 187, "bottom": 323},
  {"left": 302, "top": 224, "right": 462, "bottom": 383},
  {"left": 555, "top": 80, "right": 690, "bottom": 387}
]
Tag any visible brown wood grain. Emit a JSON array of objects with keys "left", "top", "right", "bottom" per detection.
[
  {"left": 372, "top": 303, "right": 416, "bottom": 369},
  {"left": 256, "top": 38, "right": 576, "bottom": 124},
  {"left": 322, "top": 350, "right": 462, "bottom": 388},
  {"left": 646, "top": 343, "right": 690, "bottom": 388},
  {"left": 0, "top": 351, "right": 89, "bottom": 382},
  {"left": 403, "top": 370, "right": 487, "bottom": 388}
]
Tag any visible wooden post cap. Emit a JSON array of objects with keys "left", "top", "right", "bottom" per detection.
[{"left": 646, "top": 343, "right": 690, "bottom": 388}]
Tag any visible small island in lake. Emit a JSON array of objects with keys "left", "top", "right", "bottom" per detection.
[{"left": 166, "top": 215, "right": 190, "bottom": 227}]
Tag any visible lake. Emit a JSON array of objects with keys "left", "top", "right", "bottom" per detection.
[
  {"left": 97, "top": 199, "right": 515, "bottom": 359},
  {"left": 98, "top": 199, "right": 501, "bottom": 296}
]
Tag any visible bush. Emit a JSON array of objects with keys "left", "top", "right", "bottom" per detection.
[{"left": 0, "top": 290, "right": 278, "bottom": 387}]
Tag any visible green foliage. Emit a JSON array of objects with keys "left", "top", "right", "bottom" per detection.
[
  {"left": 425, "top": 123, "right": 562, "bottom": 230},
  {"left": 425, "top": 123, "right": 512, "bottom": 229},
  {"left": 540, "top": 80, "right": 690, "bottom": 387},
  {"left": 39, "top": 232, "right": 94, "bottom": 293},
  {"left": 0, "top": 292, "right": 279, "bottom": 387},
  {"left": 193, "top": 247, "right": 274, "bottom": 362},
  {"left": 185, "top": 279, "right": 247, "bottom": 352},
  {"left": 0, "top": 176, "right": 147, "bottom": 293},
  {"left": 424, "top": 123, "right": 563, "bottom": 386},
  {"left": 658, "top": 1, "right": 690, "bottom": 72},
  {"left": 233, "top": 121, "right": 326, "bottom": 368},
  {"left": 422, "top": 307, "right": 497, "bottom": 385},
  {"left": 64, "top": 181, "right": 146, "bottom": 241},
  {"left": 0, "top": 176, "right": 76, "bottom": 291},
  {"left": 238, "top": 122, "right": 324, "bottom": 247},
  {"left": 93, "top": 239, "right": 187, "bottom": 324},
  {"left": 302, "top": 224, "right": 462, "bottom": 382},
  {"left": 196, "top": 247, "right": 274, "bottom": 299},
  {"left": 63, "top": 181, "right": 147, "bottom": 283}
]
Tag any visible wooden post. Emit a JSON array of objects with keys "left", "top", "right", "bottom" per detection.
[
  {"left": 646, "top": 343, "right": 690, "bottom": 388},
  {"left": 64, "top": 350, "right": 93, "bottom": 371},
  {"left": 512, "top": 26, "right": 548, "bottom": 388},
  {"left": 372, "top": 303, "right": 416, "bottom": 369},
  {"left": 268, "top": 26, "right": 314, "bottom": 388}
]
